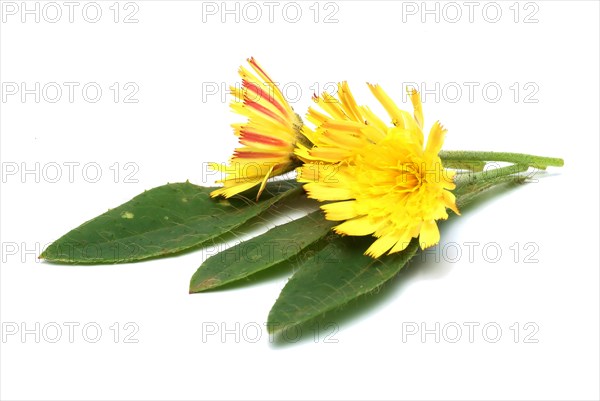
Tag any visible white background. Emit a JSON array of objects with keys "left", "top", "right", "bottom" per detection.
[{"left": 1, "top": 1, "right": 599, "bottom": 400}]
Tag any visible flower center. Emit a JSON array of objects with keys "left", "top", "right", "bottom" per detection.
[{"left": 394, "top": 163, "right": 422, "bottom": 193}]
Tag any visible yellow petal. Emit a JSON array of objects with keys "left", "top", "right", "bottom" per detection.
[
  {"left": 321, "top": 200, "right": 359, "bottom": 221},
  {"left": 335, "top": 215, "right": 382, "bottom": 236},
  {"left": 367, "top": 83, "right": 406, "bottom": 127},
  {"left": 304, "top": 183, "right": 353, "bottom": 201},
  {"left": 388, "top": 233, "right": 413, "bottom": 254},
  {"left": 361, "top": 105, "right": 388, "bottom": 138},
  {"left": 364, "top": 234, "right": 398, "bottom": 258},
  {"left": 320, "top": 129, "right": 365, "bottom": 150},
  {"left": 338, "top": 81, "right": 363, "bottom": 123},
  {"left": 306, "top": 106, "right": 330, "bottom": 127},
  {"left": 425, "top": 121, "right": 447, "bottom": 156},
  {"left": 386, "top": 127, "right": 424, "bottom": 150},
  {"left": 210, "top": 180, "right": 262, "bottom": 198},
  {"left": 443, "top": 190, "right": 460, "bottom": 215},
  {"left": 316, "top": 92, "right": 348, "bottom": 120},
  {"left": 409, "top": 88, "right": 424, "bottom": 129},
  {"left": 367, "top": 83, "right": 419, "bottom": 134},
  {"left": 294, "top": 144, "right": 312, "bottom": 162},
  {"left": 255, "top": 165, "right": 274, "bottom": 200},
  {"left": 308, "top": 147, "right": 353, "bottom": 163},
  {"left": 419, "top": 220, "right": 440, "bottom": 249}
]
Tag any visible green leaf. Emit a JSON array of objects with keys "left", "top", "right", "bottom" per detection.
[
  {"left": 265, "top": 173, "right": 527, "bottom": 333},
  {"left": 189, "top": 211, "right": 335, "bottom": 292},
  {"left": 40, "top": 180, "right": 301, "bottom": 264},
  {"left": 267, "top": 236, "right": 420, "bottom": 334},
  {"left": 454, "top": 164, "right": 529, "bottom": 209}
]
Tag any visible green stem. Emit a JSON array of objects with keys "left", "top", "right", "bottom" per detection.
[
  {"left": 460, "top": 163, "right": 529, "bottom": 183},
  {"left": 453, "top": 164, "right": 530, "bottom": 207},
  {"left": 439, "top": 151, "right": 564, "bottom": 169}
]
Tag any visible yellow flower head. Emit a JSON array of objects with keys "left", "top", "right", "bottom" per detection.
[
  {"left": 210, "top": 58, "right": 309, "bottom": 199},
  {"left": 301, "top": 84, "right": 459, "bottom": 258}
]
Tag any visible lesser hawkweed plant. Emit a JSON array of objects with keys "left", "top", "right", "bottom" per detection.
[{"left": 41, "top": 58, "right": 564, "bottom": 336}]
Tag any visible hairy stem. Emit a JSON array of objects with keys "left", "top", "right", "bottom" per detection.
[{"left": 440, "top": 151, "right": 564, "bottom": 169}]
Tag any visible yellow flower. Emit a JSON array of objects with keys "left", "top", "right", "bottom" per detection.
[
  {"left": 300, "top": 84, "right": 459, "bottom": 258},
  {"left": 210, "top": 58, "right": 309, "bottom": 199}
]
